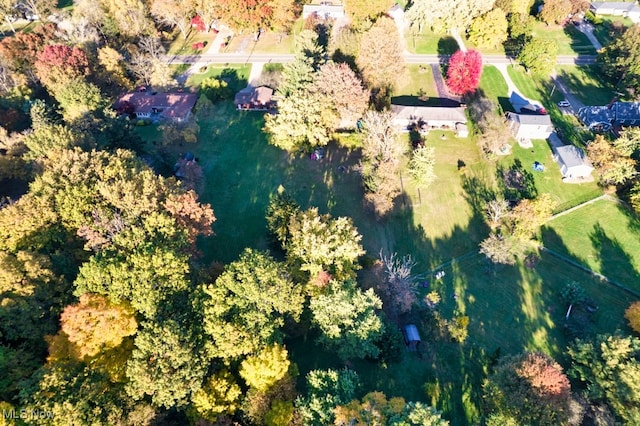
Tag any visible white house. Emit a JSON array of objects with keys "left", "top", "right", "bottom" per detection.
[
  {"left": 506, "top": 112, "right": 553, "bottom": 141},
  {"left": 590, "top": 2, "right": 640, "bottom": 23},
  {"left": 391, "top": 105, "right": 468, "bottom": 134},
  {"left": 302, "top": 3, "right": 345, "bottom": 19},
  {"left": 553, "top": 145, "right": 594, "bottom": 179}
]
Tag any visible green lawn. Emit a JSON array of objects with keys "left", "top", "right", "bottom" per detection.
[
  {"left": 478, "top": 65, "right": 509, "bottom": 111},
  {"left": 543, "top": 198, "right": 640, "bottom": 291},
  {"left": 225, "top": 20, "right": 302, "bottom": 54},
  {"left": 392, "top": 64, "right": 440, "bottom": 106},
  {"left": 531, "top": 22, "right": 597, "bottom": 55},
  {"left": 185, "top": 64, "right": 251, "bottom": 91},
  {"left": 166, "top": 29, "right": 218, "bottom": 55},
  {"left": 500, "top": 140, "right": 602, "bottom": 213},
  {"left": 136, "top": 96, "right": 634, "bottom": 424},
  {"left": 407, "top": 31, "right": 459, "bottom": 54},
  {"left": 591, "top": 16, "right": 633, "bottom": 47},
  {"left": 555, "top": 65, "right": 616, "bottom": 106}
]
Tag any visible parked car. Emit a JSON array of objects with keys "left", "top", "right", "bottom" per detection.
[{"left": 557, "top": 100, "right": 570, "bottom": 107}]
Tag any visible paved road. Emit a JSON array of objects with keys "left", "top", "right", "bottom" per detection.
[{"left": 166, "top": 53, "right": 598, "bottom": 65}]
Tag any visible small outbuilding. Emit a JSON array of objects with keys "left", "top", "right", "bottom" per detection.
[
  {"left": 553, "top": 145, "right": 594, "bottom": 180},
  {"left": 402, "top": 324, "right": 421, "bottom": 351}
]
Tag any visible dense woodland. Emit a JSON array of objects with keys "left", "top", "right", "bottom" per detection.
[{"left": 0, "top": 0, "right": 640, "bottom": 425}]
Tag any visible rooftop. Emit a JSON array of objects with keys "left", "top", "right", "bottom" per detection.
[
  {"left": 555, "top": 145, "right": 593, "bottom": 169},
  {"left": 507, "top": 112, "right": 553, "bottom": 126},
  {"left": 391, "top": 105, "right": 467, "bottom": 123},
  {"left": 578, "top": 102, "right": 640, "bottom": 129},
  {"left": 117, "top": 92, "right": 198, "bottom": 119}
]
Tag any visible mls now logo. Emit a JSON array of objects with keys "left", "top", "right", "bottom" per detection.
[{"left": 3, "top": 409, "right": 55, "bottom": 420}]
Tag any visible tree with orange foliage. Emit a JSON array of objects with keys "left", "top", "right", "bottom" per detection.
[
  {"left": 625, "top": 301, "right": 640, "bottom": 333},
  {"left": 484, "top": 352, "right": 574, "bottom": 425},
  {"left": 60, "top": 293, "right": 137, "bottom": 359}
]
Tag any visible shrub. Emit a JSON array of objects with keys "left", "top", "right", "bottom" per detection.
[{"left": 625, "top": 301, "right": 640, "bottom": 333}]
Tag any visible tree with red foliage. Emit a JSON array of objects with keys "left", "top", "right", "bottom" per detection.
[
  {"left": 485, "top": 352, "right": 574, "bottom": 424},
  {"left": 34, "top": 45, "right": 90, "bottom": 89},
  {"left": 191, "top": 15, "right": 206, "bottom": 32},
  {"left": 446, "top": 49, "right": 483, "bottom": 96}
]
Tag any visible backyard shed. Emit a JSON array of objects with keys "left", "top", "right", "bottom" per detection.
[
  {"left": 553, "top": 145, "right": 594, "bottom": 179},
  {"left": 403, "top": 324, "right": 421, "bottom": 351}
]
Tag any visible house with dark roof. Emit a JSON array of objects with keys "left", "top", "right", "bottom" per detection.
[
  {"left": 577, "top": 102, "right": 640, "bottom": 131},
  {"left": 234, "top": 86, "right": 275, "bottom": 111},
  {"left": 506, "top": 112, "right": 553, "bottom": 141},
  {"left": 116, "top": 91, "right": 198, "bottom": 123},
  {"left": 302, "top": 2, "right": 345, "bottom": 19},
  {"left": 590, "top": 2, "right": 640, "bottom": 23},
  {"left": 391, "top": 104, "right": 468, "bottom": 136},
  {"left": 553, "top": 145, "right": 594, "bottom": 180}
]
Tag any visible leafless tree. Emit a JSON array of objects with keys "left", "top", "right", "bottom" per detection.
[{"left": 485, "top": 198, "right": 510, "bottom": 229}]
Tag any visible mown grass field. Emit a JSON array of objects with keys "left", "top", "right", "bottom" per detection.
[
  {"left": 543, "top": 198, "right": 640, "bottom": 291},
  {"left": 555, "top": 65, "right": 617, "bottom": 106},
  {"left": 135, "top": 62, "right": 639, "bottom": 424},
  {"left": 407, "top": 31, "right": 459, "bottom": 55},
  {"left": 499, "top": 140, "right": 602, "bottom": 212},
  {"left": 530, "top": 22, "right": 597, "bottom": 56}
]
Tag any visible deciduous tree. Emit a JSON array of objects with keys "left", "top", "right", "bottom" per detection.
[
  {"left": 625, "top": 301, "right": 640, "bottom": 334},
  {"left": 264, "top": 88, "right": 336, "bottom": 151},
  {"left": 446, "top": 49, "right": 483, "bottom": 95},
  {"left": 376, "top": 251, "right": 418, "bottom": 318},
  {"left": 190, "top": 370, "right": 243, "bottom": 421},
  {"left": 359, "top": 110, "right": 405, "bottom": 217},
  {"left": 517, "top": 39, "right": 558, "bottom": 75},
  {"left": 126, "top": 320, "right": 207, "bottom": 408},
  {"left": 568, "top": 334, "right": 640, "bottom": 422},
  {"left": 344, "top": 0, "right": 394, "bottom": 27},
  {"left": 150, "top": 0, "right": 194, "bottom": 39},
  {"left": 240, "top": 344, "right": 291, "bottom": 391},
  {"left": 613, "top": 127, "right": 640, "bottom": 158},
  {"left": 408, "top": 145, "right": 437, "bottom": 187},
  {"left": 310, "top": 280, "right": 384, "bottom": 360},
  {"left": 539, "top": 0, "right": 572, "bottom": 25},
  {"left": 97, "top": 46, "right": 133, "bottom": 90},
  {"left": 357, "top": 17, "right": 405, "bottom": 92},
  {"left": 485, "top": 352, "right": 573, "bottom": 425},
  {"left": 468, "top": 8, "right": 508, "bottom": 49},
  {"left": 407, "top": 0, "right": 496, "bottom": 34},
  {"left": 54, "top": 78, "right": 105, "bottom": 122},
  {"left": 286, "top": 208, "right": 365, "bottom": 282},
  {"left": 587, "top": 134, "right": 638, "bottom": 185},
  {"left": 598, "top": 25, "right": 640, "bottom": 98},
  {"left": 59, "top": 294, "right": 137, "bottom": 359},
  {"left": 479, "top": 233, "right": 517, "bottom": 265},
  {"left": 34, "top": 44, "right": 90, "bottom": 90},
  {"left": 296, "top": 368, "right": 360, "bottom": 426},
  {"left": 201, "top": 248, "right": 304, "bottom": 359},
  {"left": 98, "top": 0, "right": 152, "bottom": 37},
  {"left": 311, "top": 62, "right": 369, "bottom": 128}
]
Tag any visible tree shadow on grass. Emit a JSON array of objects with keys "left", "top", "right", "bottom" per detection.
[{"left": 590, "top": 222, "right": 640, "bottom": 289}]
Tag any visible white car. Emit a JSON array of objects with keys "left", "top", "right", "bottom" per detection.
[{"left": 557, "top": 100, "right": 570, "bottom": 107}]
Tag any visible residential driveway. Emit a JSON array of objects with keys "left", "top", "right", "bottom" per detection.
[
  {"left": 550, "top": 72, "right": 586, "bottom": 113},
  {"left": 430, "top": 64, "right": 461, "bottom": 106},
  {"left": 574, "top": 22, "right": 603, "bottom": 51}
]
